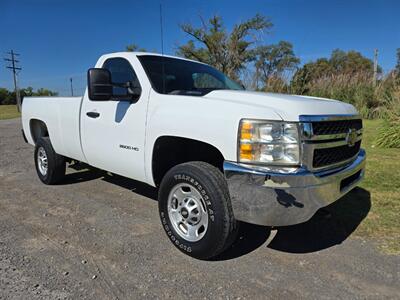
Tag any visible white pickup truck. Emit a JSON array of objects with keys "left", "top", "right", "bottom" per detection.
[{"left": 21, "top": 52, "right": 366, "bottom": 259}]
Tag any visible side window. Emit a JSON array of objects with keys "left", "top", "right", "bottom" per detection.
[
  {"left": 192, "top": 73, "right": 225, "bottom": 89},
  {"left": 102, "top": 58, "right": 141, "bottom": 98}
]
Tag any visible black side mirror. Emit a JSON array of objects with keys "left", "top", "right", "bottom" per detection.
[{"left": 87, "top": 68, "right": 113, "bottom": 101}]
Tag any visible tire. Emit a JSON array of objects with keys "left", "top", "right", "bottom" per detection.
[
  {"left": 34, "top": 137, "right": 66, "bottom": 185},
  {"left": 158, "top": 161, "right": 237, "bottom": 259}
]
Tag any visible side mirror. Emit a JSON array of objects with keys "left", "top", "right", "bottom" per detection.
[{"left": 87, "top": 68, "right": 113, "bottom": 101}]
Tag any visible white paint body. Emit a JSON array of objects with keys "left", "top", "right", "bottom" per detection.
[{"left": 21, "top": 52, "right": 358, "bottom": 187}]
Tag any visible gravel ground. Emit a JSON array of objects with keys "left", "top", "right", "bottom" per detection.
[{"left": 0, "top": 118, "right": 399, "bottom": 299}]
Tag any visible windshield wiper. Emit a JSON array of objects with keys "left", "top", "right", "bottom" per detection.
[
  {"left": 168, "top": 90, "right": 203, "bottom": 96},
  {"left": 168, "top": 88, "right": 228, "bottom": 96}
]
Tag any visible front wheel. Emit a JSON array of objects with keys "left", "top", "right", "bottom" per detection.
[{"left": 158, "top": 161, "right": 237, "bottom": 259}]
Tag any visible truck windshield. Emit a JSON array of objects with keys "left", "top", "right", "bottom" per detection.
[{"left": 138, "top": 55, "right": 244, "bottom": 96}]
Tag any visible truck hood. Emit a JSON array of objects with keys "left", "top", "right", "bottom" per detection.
[{"left": 204, "top": 90, "right": 357, "bottom": 121}]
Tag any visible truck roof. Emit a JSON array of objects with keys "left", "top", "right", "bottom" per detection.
[{"left": 99, "top": 51, "right": 207, "bottom": 65}]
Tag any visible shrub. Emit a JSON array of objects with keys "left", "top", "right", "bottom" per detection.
[
  {"left": 290, "top": 71, "right": 400, "bottom": 120},
  {"left": 375, "top": 85, "right": 400, "bottom": 148}
]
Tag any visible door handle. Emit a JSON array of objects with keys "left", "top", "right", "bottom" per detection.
[{"left": 86, "top": 111, "right": 100, "bottom": 118}]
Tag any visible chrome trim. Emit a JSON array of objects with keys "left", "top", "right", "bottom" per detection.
[
  {"left": 299, "top": 114, "right": 363, "bottom": 171},
  {"left": 301, "top": 122, "right": 313, "bottom": 139},
  {"left": 303, "top": 129, "right": 363, "bottom": 141},
  {"left": 309, "top": 132, "right": 348, "bottom": 141},
  {"left": 301, "top": 138, "right": 362, "bottom": 172},
  {"left": 313, "top": 154, "right": 361, "bottom": 176},
  {"left": 224, "top": 149, "right": 366, "bottom": 227},
  {"left": 299, "top": 114, "right": 361, "bottom": 122},
  {"left": 306, "top": 135, "right": 362, "bottom": 149},
  {"left": 303, "top": 150, "right": 360, "bottom": 172}
]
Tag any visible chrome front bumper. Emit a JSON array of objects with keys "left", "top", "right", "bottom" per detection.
[{"left": 223, "top": 149, "right": 366, "bottom": 226}]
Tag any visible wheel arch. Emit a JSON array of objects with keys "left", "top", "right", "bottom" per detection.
[
  {"left": 151, "top": 135, "right": 225, "bottom": 186},
  {"left": 29, "top": 119, "right": 49, "bottom": 144}
]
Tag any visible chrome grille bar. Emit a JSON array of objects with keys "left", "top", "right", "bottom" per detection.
[{"left": 300, "top": 114, "right": 363, "bottom": 171}]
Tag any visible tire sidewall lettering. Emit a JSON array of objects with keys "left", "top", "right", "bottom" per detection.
[
  {"left": 161, "top": 173, "right": 215, "bottom": 253},
  {"left": 161, "top": 214, "right": 192, "bottom": 253},
  {"left": 172, "top": 173, "right": 214, "bottom": 221}
]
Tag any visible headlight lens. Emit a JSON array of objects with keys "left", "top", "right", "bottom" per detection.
[{"left": 238, "top": 120, "right": 300, "bottom": 165}]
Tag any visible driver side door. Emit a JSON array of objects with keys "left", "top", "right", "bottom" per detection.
[{"left": 81, "top": 57, "right": 148, "bottom": 182}]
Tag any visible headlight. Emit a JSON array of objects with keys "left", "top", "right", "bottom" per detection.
[{"left": 238, "top": 120, "right": 300, "bottom": 165}]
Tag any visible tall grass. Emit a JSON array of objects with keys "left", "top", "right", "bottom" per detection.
[
  {"left": 261, "top": 71, "right": 400, "bottom": 148},
  {"left": 262, "top": 71, "right": 400, "bottom": 120},
  {"left": 302, "top": 72, "right": 400, "bottom": 147},
  {"left": 375, "top": 85, "right": 400, "bottom": 148},
  {"left": 306, "top": 72, "right": 400, "bottom": 119}
]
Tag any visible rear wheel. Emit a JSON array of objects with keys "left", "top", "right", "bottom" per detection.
[
  {"left": 158, "top": 161, "right": 237, "bottom": 259},
  {"left": 34, "top": 137, "right": 66, "bottom": 185}
]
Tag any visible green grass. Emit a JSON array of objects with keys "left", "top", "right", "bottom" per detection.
[
  {"left": 356, "top": 119, "right": 400, "bottom": 254},
  {"left": 0, "top": 105, "right": 21, "bottom": 120}
]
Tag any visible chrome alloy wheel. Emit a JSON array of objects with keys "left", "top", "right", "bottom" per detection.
[
  {"left": 167, "top": 183, "right": 209, "bottom": 242},
  {"left": 37, "top": 146, "right": 48, "bottom": 176}
]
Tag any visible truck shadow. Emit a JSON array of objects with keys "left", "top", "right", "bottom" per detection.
[
  {"left": 102, "top": 173, "right": 158, "bottom": 200},
  {"left": 215, "top": 187, "right": 371, "bottom": 260},
  {"left": 63, "top": 162, "right": 159, "bottom": 200},
  {"left": 61, "top": 162, "right": 106, "bottom": 184},
  {"left": 267, "top": 187, "right": 371, "bottom": 254},
  {"left": 61, "top": 164, "right": 371, "bottom": 260}
]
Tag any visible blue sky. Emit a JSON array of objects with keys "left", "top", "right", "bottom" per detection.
[{"left": 1, "top": 0, "right": 399, "bottom": 96}]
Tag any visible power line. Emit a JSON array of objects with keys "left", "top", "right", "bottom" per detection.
[{"left": 4, "top": 50, "right": 22, "bottom": 111}]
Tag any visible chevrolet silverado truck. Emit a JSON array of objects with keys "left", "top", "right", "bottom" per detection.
[{"left": 21, "top": 52, "right": 366, "bottom": 259}]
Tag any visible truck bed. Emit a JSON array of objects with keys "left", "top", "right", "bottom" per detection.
[{"left": 21, "top": 96, "right": 87, "bottom": 162}]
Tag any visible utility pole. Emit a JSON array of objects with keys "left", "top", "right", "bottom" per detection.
[
  {"left": 4, "top": 50, "right": 22, "bottom": 112},
  {"left": 373, "top": 49, "right": 378, "bottom": 86},
  {"left": 70, "top": 77, "right": 74, "bottom": 96}
]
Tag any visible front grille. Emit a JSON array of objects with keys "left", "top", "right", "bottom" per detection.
[
  {"left": 312, "top": 119, "right": 362, "bottom": 135},
  {"left": 301, "top": 116, "right": 363, "bottom": 170},
  {"left": 313, "top": 140, "right": 361, "bottom": 168}
]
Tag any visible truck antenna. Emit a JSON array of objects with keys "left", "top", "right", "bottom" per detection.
[
  {"left": 159, "top": 3, "right": 164, "bottom": 56},
  {"left": 159, "top": 3, "right": 166, "bottom": 93}
]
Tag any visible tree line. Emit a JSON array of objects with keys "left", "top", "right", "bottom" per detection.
[
  {"left": 128, "top": 14, "right": 400, "bottom": 88},
  {"left": 0, "top": 87, "right": 58, "bottom": 105}
]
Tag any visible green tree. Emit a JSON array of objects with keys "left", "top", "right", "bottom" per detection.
[
  {"left": 0, "top": 87, "right": 58, "bottom": 105},
  {"left": 395, "top": 48, "right": 400, "bottom": 77},
  {"left": 177, "top": 14, "right": 272, "bottom": 80},
  {"left": 330, "top": 49, "right": 378, "bottom": 75},
  {"left": 255, "top": 41, "right": 299, "bottom": 89},
  {"left": 0, "top": 88, "right": 9, "bottom": 105},
  {"left": 126, "top": 44, "right": 146, "bottom": 52},
  {"left": 21, "top": 87, "right": 34, "bottom": 97},
  {"left": 0, "top": 88, "right": 15, "bottom": 105},
  {"left": 291, "top": 58, "right": 333, "bottom": 93},
  {"left": 34, "top": 88, "right": 58, "bottom": 96},
  {"left": 291, "top": 49, "right": 379, "bottom": 94}
]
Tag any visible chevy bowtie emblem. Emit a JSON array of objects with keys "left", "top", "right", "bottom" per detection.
[{"left": 346, "top": 128, "right": 358, "bottom": 147}]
